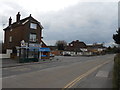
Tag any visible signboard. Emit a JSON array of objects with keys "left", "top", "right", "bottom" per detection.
[{"left": 29, "top": 43, "right": 41, "bottom": 47}]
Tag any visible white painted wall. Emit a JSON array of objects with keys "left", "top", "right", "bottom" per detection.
[
  {"left": 0, "top": 54, "right": 10, "bottom": 58},
  {"left": 0, "top": 49, "right": 12, "bottom": 58}
]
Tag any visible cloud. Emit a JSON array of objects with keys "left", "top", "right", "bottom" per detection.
[
  {"left": 36, "top": 2, "right": 118, "bottom": 45},
  {"left": 0, "top": 1, "right": 29, "bottom": 41},
  {"left": 0, "top": 1, "right": 118, "bottom": 46}
]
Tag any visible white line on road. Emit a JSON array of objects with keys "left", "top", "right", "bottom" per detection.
[
  {"left": 96, "top": 71, "right": 109, "bottom": 78},
  {"left": 1, "top": 75, "right": 17, "bottom": 79},
  {"left": 63, "top": 59, "right": 112, "bottom": 89}
]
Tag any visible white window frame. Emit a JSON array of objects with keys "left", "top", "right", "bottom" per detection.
[
  {"left": 29, "top": 34, "right": 37, "bottom": 42},
  {"left": 9, "top": 36, "right": 12, "bottom": 42},
  {"left": 30, "top": 23, "right": 37, "bottom": 29}
]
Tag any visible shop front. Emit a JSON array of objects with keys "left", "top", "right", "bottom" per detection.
[{"left": 17, "top": 46, "right": 50, "bottom": 63}]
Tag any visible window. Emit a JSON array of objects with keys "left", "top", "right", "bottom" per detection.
[
  {"left": 71, "top": 44, "right": 73, "bottom": 46},
  {"left": 30, "top": 23, "right": 37, "bottom": 29},
  {"left": 9, "top": 36, "right": 12, "bottom": 42},
  {"left": 30, "top": 34, "right": 37, "bottom": 42}
]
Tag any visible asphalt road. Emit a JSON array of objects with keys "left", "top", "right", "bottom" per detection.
[{"left": 2, "top": 54, "right": 115, "bottom": 88}]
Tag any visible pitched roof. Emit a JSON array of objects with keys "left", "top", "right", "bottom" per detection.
[
  {"left": 3, "top": 15, "right": 43, "bottom": 31},
  {"left": 41, "top": 40, "right": 47, "bottom": 47},
  {"left": 87, "top": 44, "right": 106, "bottom": 48},
  {"left": 48, "top": 46, "right": 57, "bottom": 50},
  {"left": 69, "top": 40, "right": 87, "bottom": 48}
]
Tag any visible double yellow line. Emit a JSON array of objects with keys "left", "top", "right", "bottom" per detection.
[{"left": 62, "top": 60, "right": 112, "bottom": 90}]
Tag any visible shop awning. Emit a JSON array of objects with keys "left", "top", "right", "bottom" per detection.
[
  {"left": 28, "top": 47, "right": 39, "bottom": 51},
  {"left": 19, "top": 47, "right": 50, "bottom": 52},
  {"left": 39, "top": 48, "right": 50, "bottom": 52}
]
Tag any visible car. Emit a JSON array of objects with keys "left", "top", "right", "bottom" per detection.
[
  {"left": 64, "top": 54, "right": 71, "bottom": 56},
  {"left": 50, "top": 54, "right": 55, "bottom": 57}
]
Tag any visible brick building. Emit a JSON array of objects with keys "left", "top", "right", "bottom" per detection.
[
  {"left": 3, "top": 12, "right": 49, "bottom": 59},
  {"left": 63, "top": 40, "right": 88, "bottom": 55},
  {"left": 66, "top": 40, "right": 87, "bottom": 51},
  {"left": 63, "top": 40, "right": 106, "bottom": 56}
]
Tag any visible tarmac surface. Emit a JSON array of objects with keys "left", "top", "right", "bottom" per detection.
[{"left": 1, "top": 54, "right": 115, "bottom": 88}]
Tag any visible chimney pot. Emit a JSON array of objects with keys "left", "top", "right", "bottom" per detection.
[
  {"left": 29, "top": 14, "right": 32, "bottom": 17},
  {"left": 16, "top": 12, "right": 21, "bottom": 22},
  {"left": 9, "top": 17, "right": 12, "bottom": 26}
]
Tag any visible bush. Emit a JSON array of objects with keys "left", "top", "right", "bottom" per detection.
[{"left": 113, "top": 53, "right": 120, "bottom": 89}]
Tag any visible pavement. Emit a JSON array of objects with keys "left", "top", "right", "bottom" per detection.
[
  {"left": 1, "top": 57, "right": 58, "bottom": 68},
  {"left": 2, "top": 54, "right": 115, "bottom": 88}
]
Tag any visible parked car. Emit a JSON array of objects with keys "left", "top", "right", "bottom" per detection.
[
  {"left": 50, "top": 54, "right": 55, "bottom": 57},
  {"left": 64, "top": 54, "right": 71, "bottom": 56}
]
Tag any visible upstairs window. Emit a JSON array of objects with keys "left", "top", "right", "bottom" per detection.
[
  {"left": 29, "top": 34, "right": 37, "bottom": 42},
  {"left": 9, "top": 36, "right": 12, "bottom": 42},
  {"left": 30, "top": 23, "right": 37, "bottom": 29}
]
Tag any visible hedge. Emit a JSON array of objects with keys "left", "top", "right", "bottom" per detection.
[{"left": 113, "top": 53, "right": 120, "bottom": 89}]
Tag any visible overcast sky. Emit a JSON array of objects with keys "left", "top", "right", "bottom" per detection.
[{"left": 0, "top": 0, "right": 118, "bottom": 46}]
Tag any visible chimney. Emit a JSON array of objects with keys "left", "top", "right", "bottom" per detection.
[
  {"left": 9, "top": 17, "right": 12, "bottom": 26},
  {"left": 16, "top": 12, "right": 21, "bottom": 22},
  {"left": 29, "top": 14, "right": 32, "bottom": 17}
]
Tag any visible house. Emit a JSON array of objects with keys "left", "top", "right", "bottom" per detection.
[
  {"left": 63, "top": 40, "right": 106, "bottom": 56},
  {"left": 3, "top": 12, "right": 50, "bottom": 60},
  {"left": 0, "top": 42, "right": 2, "bottom": 54},
  {"left": 87, "top": 43, "right": 106, "bottom": 55},
  {"left": 63, "top": 40, "right": 90, "bottom": 56}
]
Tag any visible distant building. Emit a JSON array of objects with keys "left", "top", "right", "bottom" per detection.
[
  {"left": 63, "top": 40, "right": 89, "bottom": 56},
  {"left": 87, "top": 43, "right": 106, "bottom": 55},
  {"left": 63, "top": 40, "right": 106, "bottom": 56},
  {"left": 3, "top": 12, "right": 49, "bottom": 59},
  {"left": 48, "top": 46, "right": 61, "bottom": 56}
]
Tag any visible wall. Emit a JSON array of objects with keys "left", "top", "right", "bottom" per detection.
[
  {"left": 0, "top": 54, "right": 10, "bottom": 58},
  {"left": 0, "top": 49, "right": 12, "bottom": 58}
]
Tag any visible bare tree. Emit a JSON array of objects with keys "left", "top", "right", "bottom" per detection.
[{"left": 55, "top": 40, "right": 67, "bottom": 50}]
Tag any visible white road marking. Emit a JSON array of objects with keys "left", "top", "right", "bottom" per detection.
[
  {"left": 10, "top": 68, "right": 31, "bottom": 71},
  {"left": 0, "top": 75, "right": 17, "bottom": 79},
  {"left": 96, "top": 71, "right": 109, "bottom": 78}
]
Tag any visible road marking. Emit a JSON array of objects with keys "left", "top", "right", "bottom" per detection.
[
  {"left": 0, "top": 75, "right": 17, "bottom": 79},
  {"left": 10, "top": 68, "right": 31, "bottom": 71},
  {"left": 96, "top": 71, "right": 109, "bottom": 78},
  {"left": 62, "top": 60, "right": 112, "bottom": 89}
]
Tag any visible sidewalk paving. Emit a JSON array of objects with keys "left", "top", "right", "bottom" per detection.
[{"left": 1, "top": 57, "right": 58, "bottom": 68}]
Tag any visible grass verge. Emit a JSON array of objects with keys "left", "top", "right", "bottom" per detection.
[{"left": 113, "top": 53, "right": 120, "bottom": 89}]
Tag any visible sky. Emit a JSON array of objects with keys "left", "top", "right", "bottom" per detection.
[{"left": 0, "top": 0, "right": 119, "bottom": 46}]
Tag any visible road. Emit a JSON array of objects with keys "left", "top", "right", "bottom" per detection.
[{"left": 2, "top": 54, "right": 115, "bottom": 88}]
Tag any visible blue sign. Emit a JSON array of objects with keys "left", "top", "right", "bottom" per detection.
[{"left": 39, "top": 48, "right": 50, "bottom": 52}]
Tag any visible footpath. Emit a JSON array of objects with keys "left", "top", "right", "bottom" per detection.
[{"left": 1, "top": 57, "right": 57, "bottom": 68}]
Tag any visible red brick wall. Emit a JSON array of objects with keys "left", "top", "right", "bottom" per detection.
[{"left": 3, "top": 19, "right": 42, "bottom": 51}]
